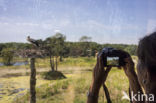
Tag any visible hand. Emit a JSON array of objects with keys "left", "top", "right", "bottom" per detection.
[
  {"left": 89, "top": 51, "right": 112, "bottom": 95},
  {"left": 121, "top": 51, "right": 135, "bottom": 77},
  {"left": 87, "top": 51, "right": 112, "bottom": 103},
  {"left": 121, "top": 52, "right": 144, "bottom": 103}
]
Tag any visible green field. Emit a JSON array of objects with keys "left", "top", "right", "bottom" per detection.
[{"left": 0, "top": 57, "right": 137, "bottom": 103}]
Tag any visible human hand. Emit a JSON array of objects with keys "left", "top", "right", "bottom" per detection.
[
  {"left": 87, "top": 51, "right": 112, "bottom": 103},
  {"left": 120, "top": 51, "right": 135, "bottom": 77},
  {"left": 90, "top": 51, "right": 112, "bottom": 94}
]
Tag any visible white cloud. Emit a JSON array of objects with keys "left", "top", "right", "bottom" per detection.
[
  {"left": 54, "top": 29, "right": 61, "bottom": 33},
  {"left": 0, "top": 21, "right": 51, "bottom": 42},
  {"left": 41, "top": 23, "right": 52, "bottom": 30},
  {"left": 15, "top": 22, "right": 39, "bottom": 26},
  {"left": 0, "top": 18, "right": 141, "bottom": 44}
]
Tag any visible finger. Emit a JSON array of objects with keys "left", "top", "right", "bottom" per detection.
[
  {"left": 122, "top": 65, "right": 127, "bottom": 71},
  {"left": 124, "top": 58, "right": 131, "bottom": 63},
  {"left": 124, "top": 57, "right": 133, "bottom": 62},
  {"left": 98, "top": 54, "right": 104, "bottom": 71},
  {"left": 124, "top": 57, "right": 135, "bottom": 67},
  {"left": 105, "top": 66, "right": 112, "bottom": 73},
  {"left": 103, "top": 67, "right": 112, "bottom": 82},
  {"left": 103, "top": 66, "right": 112, "bottom": 75},
  {"left": 118, "top": 66, "right": 122, "bottom": 69},
  {"left": 124, "top": 58, "right": 129, "bottom": 62},
  {"left": 94, "top": 55, "right": 104, "bottom": 77}
]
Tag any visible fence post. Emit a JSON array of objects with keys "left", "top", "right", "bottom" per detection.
[{"left": 30, "top": 58, "right": 36, "bottom": 103}]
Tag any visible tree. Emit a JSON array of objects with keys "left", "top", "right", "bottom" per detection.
[
  {"left": 53, "top": 33, "right": 66, "bottom": 62},
  {"left": 79, "top": 36, "right": 92, "bottom": 57},
  {"left": 124, "top": 45, "right": 137, "bottom": 55},
  {"left": 45, "top": 32, "right": 66, "bottom": 71},
  {"left": 0, "top": 44, "right": 5, "bottom": 56},
  {"left": 79, "top": 36, "right": 92, "bottom": 42},
  {"left": 1, "top": 48, "right": 14, "bottom": 66},
  {"left": 43, "top": 38, "right": 55, "bottom": 71}
]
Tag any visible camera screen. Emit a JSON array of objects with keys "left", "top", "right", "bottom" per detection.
[{"left": 107, "top": 57, "right": 119, "bottom": 66}]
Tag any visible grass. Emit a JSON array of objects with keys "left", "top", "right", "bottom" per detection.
[
  {"left": 0, "top": 57, "right": 96, "bottom": 70},
  {"left": 0, "top": 76, "right": 51, "bottom": 103},
  {"left": 0, "top": 57, "right": 138, "bottom": 103},
  {"left": 59, "top": 57, "right": 96, "bottom": 67},
  {"left": 13, "top": 69, "right": 130, "bottom": 103}
]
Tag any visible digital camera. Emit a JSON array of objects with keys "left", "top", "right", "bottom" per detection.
[{"left": 102, "top": 48, "right": 128, "bottom": 67}]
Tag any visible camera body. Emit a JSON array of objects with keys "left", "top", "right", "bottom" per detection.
[{"left": 102, "top": 48, "right": 127, "bottom": 67}]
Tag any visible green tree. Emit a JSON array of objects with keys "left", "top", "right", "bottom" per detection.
[
  {"left": 0, "top": 44, "right": 6, "bottom": 56},
  {"left": 79, "top": 36, "right": 92, "bottom": 42},
  {"left": 1, "top": 48, "right": 14, "bottom": 66},
  {"left": 124, "top": 45, "right": 137, "bottom": 55},
  {"left": 45, "top": 33, "right": 66, "bottom": 71},
  {"left": 79, "top": 36, "right": 92, "bottom": 57},
  {"left": 53, "top": 33, "right": 66, "bottom": 61}
]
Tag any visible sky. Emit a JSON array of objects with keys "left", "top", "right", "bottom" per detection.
[{"left": 0, "top": 0, "right": 156, "bottom": 44}]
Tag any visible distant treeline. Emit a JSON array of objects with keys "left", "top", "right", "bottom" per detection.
[{"left": 0, "top": 41, "right": 137, "bottom": 57}]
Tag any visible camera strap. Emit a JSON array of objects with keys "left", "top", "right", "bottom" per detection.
[
  {"left": 102, "top": 83, "right": 132, "bottom": 103},
  {"left": 102, "top": 83, "right": 112, "bottom": 103}
]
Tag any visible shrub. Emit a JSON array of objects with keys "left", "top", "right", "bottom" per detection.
[
  {"left": 1, "top": 48, "right": 14, "bottom": 66},
  {"left": 41, "top": 71, "right": 66, "bottom": 80}
]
